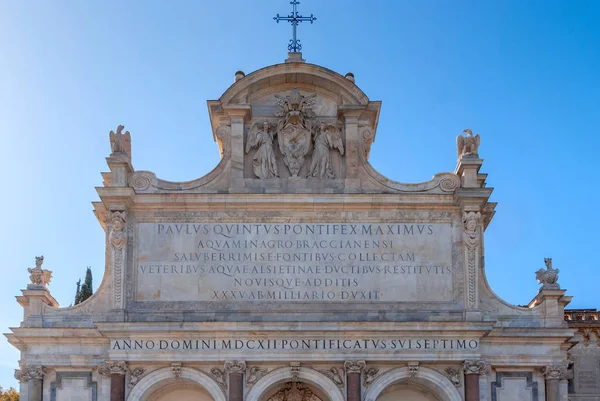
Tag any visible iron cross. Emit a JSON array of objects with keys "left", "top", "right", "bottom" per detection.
[{"left": 273, "top": 1, "right": 317, "bottom": 52}]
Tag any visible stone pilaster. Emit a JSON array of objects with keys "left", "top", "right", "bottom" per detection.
[
  {"left": 15, "top": 364, "right": 45, "bottom": 401},
  {"left": 344, "top": 360, "right": 365, "bottom": 401},
  {"left": 542, "top": 365, "right": 569, "bottom": 401},
  {"left": 225, "top": 361, "right": 246, "bottom": 401},
  {"left": 463, "top": 360, "right": 490, "bottom": 401},
  {"left": 99, "top": 361, "right": 128, "bottom": 401},
  {"left": 108, "top": 211, "right": 128, "bottom": 309}
]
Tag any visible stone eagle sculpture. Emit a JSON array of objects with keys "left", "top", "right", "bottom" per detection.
[
  {"left": 109, "top": 125, "right": 131, "bottom": 157},
  {"left": 456, "top": 128, "right": 480, "bottom": 159}
]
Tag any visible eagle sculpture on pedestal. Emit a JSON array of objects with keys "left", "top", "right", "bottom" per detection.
[{"left": 456, "top": 128, "right": 480, "bottom": 159}]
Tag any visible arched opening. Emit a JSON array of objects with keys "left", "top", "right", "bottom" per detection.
[
  {"left": 363, "top": 367, "right": 462, "bottom": 401},
  {"left": 376, "top": 382, "right": 442, "bottom": 401},
  {"left": 147, "top": 381, "right": 213, "bottom": 401},
  {"left": 246, "top": 367, "right": 344, "bottom": 401},
  {"left": 127, "top": 367, "right": 226, "bottom": 401}
]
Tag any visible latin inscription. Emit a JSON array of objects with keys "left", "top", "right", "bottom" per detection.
[
  {"left": 135, "top": 223, "right": 453, "bottom": 302},
  {"left": 111, "top": 338, "right": 479, "bottom": 351}
]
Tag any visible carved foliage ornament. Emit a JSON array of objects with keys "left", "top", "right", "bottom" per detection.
[
  {"left": 224, "top": 360, "right": 247, "bottom": 373},
  {"left": 344, "top": 360, "right": 365, "bottom": 374},
  {"left": 98, "top": 361, "right": 128, "bottom": 376},
  {"left": 542, "top": 365, "right": 570, "bottom": 380},
  {"left": 536, "top": 257, "right": 560, "bottom": 290},
  {"left": 14, "top": 364, "right": 45, "bottom": 383},
  {"left": 27, "top": 255, "right": 52, "bottom": 287},
  {"left": 109, "top": 125, "right": 131, "bottom": 158},
  {"left": 463, "top": 360, "right": 491, "bottom": 376},
  {"left": 456, "top": 128, "right": 480, "bottom": 159}
]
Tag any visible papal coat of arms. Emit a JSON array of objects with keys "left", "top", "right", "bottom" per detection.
[{"left": 275, "top": 89, "right": 316, "bottom": 177}]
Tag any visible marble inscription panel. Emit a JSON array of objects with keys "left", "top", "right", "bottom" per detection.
[{"left": 135, "top": 223, "right": 453, "bottom": 302}]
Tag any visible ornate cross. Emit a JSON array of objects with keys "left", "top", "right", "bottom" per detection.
[{"left": 273, "top": 1, "right": 317, "bottom": 52}]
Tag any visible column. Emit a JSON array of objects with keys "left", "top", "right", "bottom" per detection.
[
  {"left": 543, "top": 365, "right": 568, "bottom": 401},
  {"left": 99, "top": 361, "right": 127, "bottom": 401},
  {"left": 225, "top": 361, "right": 246, "bottom": 401},
  {"left": 344, "top": 361, "right": 365, "bottom": 401},
  {"left": 464, "top": 360, "right": 490, "bottom": 401},
  {"left": 15, "top": 365, "right": 45, "bottom": 401}
]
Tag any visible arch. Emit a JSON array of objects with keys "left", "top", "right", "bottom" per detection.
[
  {"left": 127, "top": 367, "right": 226, "bottom": 401},
  {"left": 363, "top": 367, "right": 462, "bottom": 401},
  {"left": 246, "top": 367, "right": 344, "bottom": 401}
]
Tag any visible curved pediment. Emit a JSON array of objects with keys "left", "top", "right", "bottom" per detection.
[{"left": 219, "top": 62, "right": 370, "bottom": 106}]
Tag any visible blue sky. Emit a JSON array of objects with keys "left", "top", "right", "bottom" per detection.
[{"left": 1, "top": 0, "right": 599, "bottom": 389}]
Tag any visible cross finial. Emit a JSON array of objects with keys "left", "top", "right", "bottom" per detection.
[{"left": 273, "top": 1, "right": 317, "bottom": 52}]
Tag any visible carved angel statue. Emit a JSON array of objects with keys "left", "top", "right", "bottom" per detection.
[
  {"left": 536, "top": 257, "right": 560, "bottom": 289},
  {"left": 308, "top": 122, "right": 344, "bottom": 178},
  {"left": 456, "top": 128, "right": 480, "bottom": 159},
  {"left": 246, "top": 121, "right": 279, "bottom": 179},
  {"left": 27, "top": 255, "right": 52, "bottom": 287},
  {"left": 109, "top": 125, "right": 131, "bottom": 157}
]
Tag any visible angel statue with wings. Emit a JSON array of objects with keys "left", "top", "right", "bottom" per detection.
[
  {"left": 456, "top": 128, "right": 480, "bottom": 159},
  {"left": 245, "top": 120, "right": 279, "bottom": 179},
  {"left": 109, "top": 125, "right": 131, "bottom": 157},
  {"left": 308, "top": 122, "right": 344, "bottom": 179}
]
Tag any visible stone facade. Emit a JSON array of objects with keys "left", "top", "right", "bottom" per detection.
[{"left": 5, "top": 53, "right": 597, "bottom": 401}]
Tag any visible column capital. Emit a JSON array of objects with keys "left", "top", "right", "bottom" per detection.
[
  {"left": 344, "top": 360, "right": 366, "bottom": 374},
  {"left": 98, "top": 361, "right": 128, "bottom": 376},
  {"left": 542, "top": 365, "right": 570, "bottom": 380},
  {"left": 14, "top": 364, "right": 45, "bottom": 382},
  {"left": 463, "top": 360, "right": 490, "bottom": 375},
  {"left": 225, "top": 360, "right": 247, "bottom": 374}
]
